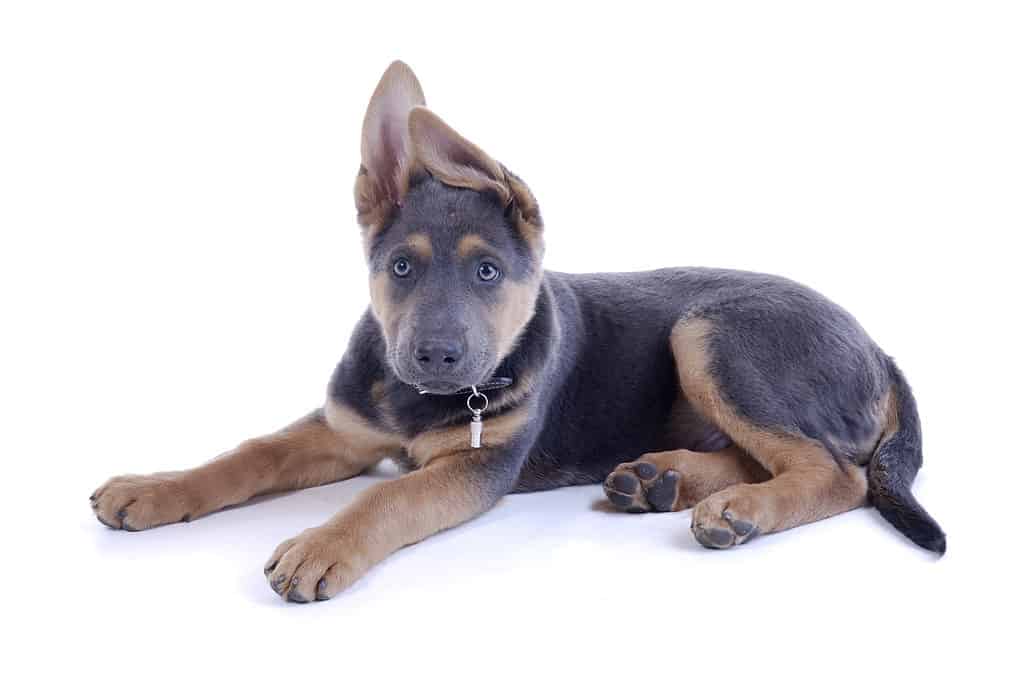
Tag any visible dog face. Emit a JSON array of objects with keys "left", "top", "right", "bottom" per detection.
[{"left": 354, "top": 62, "right": 544, "bottom": 394}]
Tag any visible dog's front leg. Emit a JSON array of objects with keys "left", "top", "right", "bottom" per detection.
[
  {"left": 264, "top": 445, "right": 524, "bottom": 602},
  {"left": 90, "top": 405, "right": 400, "bottom": 531}
]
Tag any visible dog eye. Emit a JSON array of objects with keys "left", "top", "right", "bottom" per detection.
[
  {"left": 392, "top": 258, "right": 412, "bottom": 278},
  {"left": 477, "top": 262, "right": 500, "bottom": 282}
]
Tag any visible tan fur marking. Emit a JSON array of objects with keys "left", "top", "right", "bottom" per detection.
[
  {"left": 457, "top": 233, "right": 494, "bottom": 259},
  {"left": 405, "top": 232, "right": 432, "bottom": 259},
  {"left": 355, "top": 177, "right": 395, "bottom": 248},
  {"left": 92, "top": 407, "right": 402, "bottom": 532},
  {"left": 492, "top": 278, "right": 542, "bottom": 361},
  {"left": 367, "top": 233, "right": 433, "bottom": 340},
  {"left": 880, "top": 385, "right": 899, "bottom": 443},
  {"left": 405, "top": 404, "right": 530, "bottom": 466},
  {"left": 487, "top": 282, "right": 555, "bottom": 413},
  {"left": 323, "top": 398, "right": 404, "bottom": 464},
  {"left": 672, "top": 318, "right": 868, "bottom": 539},
  {"left": 503, "top": 168, "right": 544, "bottom": 252},
  {"left": 369, "top": 270, "right": 409, "bottom": 346},
  {"left": 369, "top": 380, "right": 388, "bottom": 405}
]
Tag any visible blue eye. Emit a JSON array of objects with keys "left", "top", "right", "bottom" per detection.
[
  {"left": 393, "top": 258, "right": 411, "bottom": 278},
  {"left": 477, "top": 262, "right": 500, "bottom": 282}
]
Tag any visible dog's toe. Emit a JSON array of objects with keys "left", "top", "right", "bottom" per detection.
[
  {"left": 610, "top": 472, "right": 638, "bottom": 494},
  {"left": 692, "top": 523, "right": 736, "bottom": 549},
  {"left": 634, "top": 462, "right": 658, "bottom": 480},
  {"left": 645, "top": 470, "right": 680, "bottom": 511},
  {"left": 604, "top": 467, "right": 649, "bottom": 512}
]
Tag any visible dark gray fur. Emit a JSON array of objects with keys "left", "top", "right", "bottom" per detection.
[{"left": 331, "top": 177, "right": 946, "bottom": 553}]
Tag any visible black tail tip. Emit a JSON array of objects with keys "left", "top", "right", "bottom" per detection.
[
  {"left": 904, "top": 524, "right": 946, "bottom": 555},
  {"left": 921, "top": 532, "right": 947, "bottom": 556},
  {"left": 873, "top": 496, "right": 947, "bottom": 556}
]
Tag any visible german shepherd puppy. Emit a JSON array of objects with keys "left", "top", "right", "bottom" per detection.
[{"left": 90, "top": 61, "right": 945, "bottom": 602}]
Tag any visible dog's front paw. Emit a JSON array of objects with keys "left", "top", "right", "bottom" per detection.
[
  {"left": 264, "top": 527, "right": 368, "bottom": 603},
  {"left": 90, "top": 473, "right": 199, "bottom": 531}
]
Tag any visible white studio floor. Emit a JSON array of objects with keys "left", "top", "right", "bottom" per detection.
[{"left": 41, "top": 455, "right": 999, "bottom": 698}]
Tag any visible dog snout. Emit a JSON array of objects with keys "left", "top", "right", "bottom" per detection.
[{"left": 413, "top": 338, "right": 466, "bottom": 370}]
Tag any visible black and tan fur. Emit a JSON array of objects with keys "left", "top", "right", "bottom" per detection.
[{"left": 91, "top": 62, "right": 945, "bottom": 602}]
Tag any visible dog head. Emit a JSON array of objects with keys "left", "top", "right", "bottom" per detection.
[{"left": 354, "top": 62, "right": 544, "bottom": 395}]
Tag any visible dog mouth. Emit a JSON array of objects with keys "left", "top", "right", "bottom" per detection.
[{"left": 413, "top": 379, "right": 465, "bottom": 395}]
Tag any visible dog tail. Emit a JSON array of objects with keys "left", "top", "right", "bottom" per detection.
[{"left": 866, "top": 357, "right": 946, "bottom": 555}]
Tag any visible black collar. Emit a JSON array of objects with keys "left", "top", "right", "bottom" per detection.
[{"left": 416, "top": 375, "right": 514, "bottom": 396}]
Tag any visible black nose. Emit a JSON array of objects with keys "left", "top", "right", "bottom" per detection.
[{"left": 414, "top": 339, "right": 465, "bottom": 368}]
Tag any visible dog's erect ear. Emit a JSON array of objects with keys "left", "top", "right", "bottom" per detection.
[
  {"left": 356, "top": 61, "right": 426, "bottom": 229},
  {"left": 409, "top": 107, "right": 543, "bottom": 248}
]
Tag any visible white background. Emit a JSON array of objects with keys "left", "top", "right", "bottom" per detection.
[{"left": 3, "top": 1, "right": 1020, "bottom": 698}]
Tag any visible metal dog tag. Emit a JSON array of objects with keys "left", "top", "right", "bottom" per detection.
[
  {"left": 467, "top": 388, "right": 489, "bottom": 449},
  {"left": 470, "top": 413, "right": 483, "bottom": 448}
]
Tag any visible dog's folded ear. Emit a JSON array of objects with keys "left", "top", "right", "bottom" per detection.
[
  {"left": 408, "top": 107, "right": 508, "bottom": 204},
  {"left": 356, "top": 61, "right": 426, "bottom": 229},
  {"left": 409, "top": 107, "right": 543, "bottom": 247}
]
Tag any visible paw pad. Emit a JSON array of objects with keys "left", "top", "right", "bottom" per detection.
[
  {"left": 634, "top": 462, "right": 658, "bottom": 479},
  {"left": 692, "top": 524, "right": 735, "bottom": 549},
  {"left": 604, "top": 463, "right": 682, "bottom": 513},
  {"left": 610, "top": 472, "right": 638, "bottom": 494}
]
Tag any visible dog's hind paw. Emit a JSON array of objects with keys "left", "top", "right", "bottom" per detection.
[
  {"left": 690, "top": 485, "right": 763, "bottom": 549},
  {"left": 603, "top": 461, "right": 683, "bottom": 513}
]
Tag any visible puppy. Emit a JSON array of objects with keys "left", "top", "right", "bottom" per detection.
[{"left": 91, "top": 61, "right": 945, "bottom": 602}]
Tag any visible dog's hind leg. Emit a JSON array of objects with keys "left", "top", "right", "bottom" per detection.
[
  {"left": 672, "top": 318, "right": 870, "bottom": 548},
  {"left": 603, "top": 445, "right": 770, "bottom": 513}
]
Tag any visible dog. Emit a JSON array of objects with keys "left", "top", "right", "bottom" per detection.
[{"left": 90, "top": 61, "right": 946, "bottom": 602}]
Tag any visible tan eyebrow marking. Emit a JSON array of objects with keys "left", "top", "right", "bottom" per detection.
[
  {"left": 457, "top": 233, "right": 497, "bottom": 259},
  {"left": 406, "top": 233, "right": 432, "bottom": 259}
]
